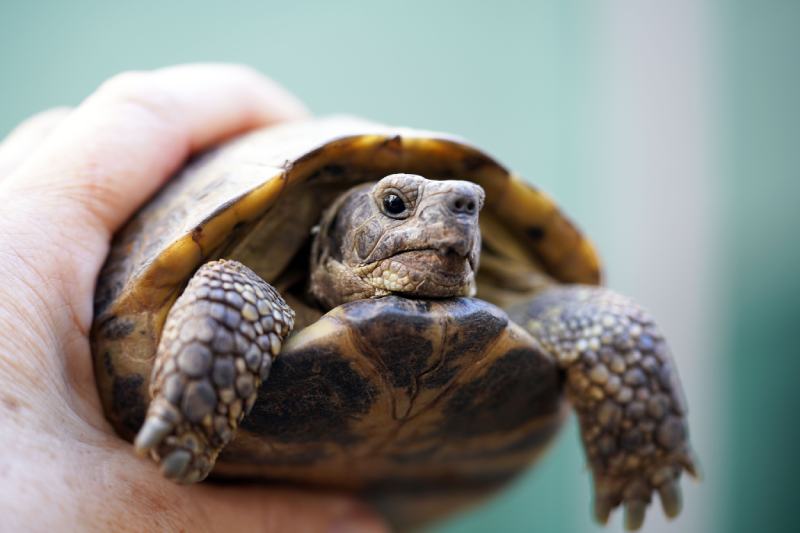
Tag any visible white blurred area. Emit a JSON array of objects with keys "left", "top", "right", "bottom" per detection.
[{"left": 587, "top": 1, "right": 718, "bottom": 532}]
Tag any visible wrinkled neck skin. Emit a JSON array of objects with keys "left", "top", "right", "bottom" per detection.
[{"left": 310, "top": 174, "right": 485, "bottom": 309}]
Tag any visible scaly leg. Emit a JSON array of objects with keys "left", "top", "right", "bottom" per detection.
[
  {"left": 134, "top": 260, "right": 294, "bottom": 483},
  {"left": 511, "top": 285, "right": 697, "bottom": 530}
]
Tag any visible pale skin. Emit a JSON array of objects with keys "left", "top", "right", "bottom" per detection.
[{"left": 0, "top": 64, "right": 387, "bottom": 533}]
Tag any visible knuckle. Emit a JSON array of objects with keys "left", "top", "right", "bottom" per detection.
[
  {"left": 95, "top": 70, "right": 179, "bottom": 122},
  {"left": 97, "top": 70, "right": 150, "bottom": 97},
  {"left": 35, "top": 105, "right": 73, "bottom": 119},
  {"left": 219, "top": 63, "right": 265, "bottom": 83},
  {"left": 214, "top": 63, "right": 282, "bottom": 100},
  {"left": 2, "top": 107, "right": 72, "bottom": 146}
]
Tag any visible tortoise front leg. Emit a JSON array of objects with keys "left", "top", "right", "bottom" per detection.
[
  {"left": 134, "top": 260, "right": 294, "bottom": 483},
  {"left": 510, "top": 286, "right": 697, "bottom": 530}
]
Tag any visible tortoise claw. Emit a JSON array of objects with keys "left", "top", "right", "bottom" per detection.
[
  {"left": 680, "top": 450, "right": 701, "bottom": 479},
  {"left": 133, "top": 416, "right": 173, "bottom": 455},
  {"left": 624, "top": 500, "right": 647, "bottom": 531},
  {"left": 133, "top": 399, "right": 216, "bottom": 483},
  {"left": 658, "top": 479, "right": 683, "bottom": 519},
  {"left": 594, "top": 495, "right": 614, "bottom": 525},
  {"left": 592, "top": 450, "right": 695, "bottom": 529}
]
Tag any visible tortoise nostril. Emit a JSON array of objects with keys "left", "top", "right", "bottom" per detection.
[{"left": 449, "top": 192, "right": 479, "bottom": 215}]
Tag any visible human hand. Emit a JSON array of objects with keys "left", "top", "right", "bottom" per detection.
[{"left": 0, "top": 64, "right": 387, "bottom": 533}]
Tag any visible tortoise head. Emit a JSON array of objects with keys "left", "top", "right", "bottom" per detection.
[{"left": 310, "top": 173, "right": 485, "bottom": 308}]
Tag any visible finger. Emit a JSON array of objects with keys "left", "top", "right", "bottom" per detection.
[
  {"left": 5, "top": 63, "right": 309, "bottom": 237},
  {"left": 0, "top": 107, "right": 71, "bottom": 178},
  {"left": 195, "top": 486, "right": 388, "bottom": 533}
]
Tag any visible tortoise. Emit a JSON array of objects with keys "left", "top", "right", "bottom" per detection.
[{"left": 91, "top": 116, "right": 697, "bottom": 530}]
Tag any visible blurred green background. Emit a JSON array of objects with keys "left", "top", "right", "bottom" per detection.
[{"left": 2, "top": 1, "right": 798, "bottom": 532}]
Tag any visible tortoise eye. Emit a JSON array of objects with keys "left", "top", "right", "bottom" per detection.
[{"left": 382, "top": 193, "right": 407, "bottom": 216}]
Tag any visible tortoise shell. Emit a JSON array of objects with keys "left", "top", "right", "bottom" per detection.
[{"left": 91, "top": 116, "right": 602, "bottom": 526}]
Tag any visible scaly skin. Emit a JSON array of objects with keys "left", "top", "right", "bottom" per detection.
[
  {"left": 511, "top": 286, "right": 697, "bottom": 530},
  {"left": 135, "top": 260, "right": 294, "bottom": 483}
]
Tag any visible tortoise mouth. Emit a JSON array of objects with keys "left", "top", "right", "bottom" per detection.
[
  {"left": 389, "top": 248, "right": 474, "bottom": 282},
  {"left": 360, "top": 248, "right": 475, "bottom": 298}
]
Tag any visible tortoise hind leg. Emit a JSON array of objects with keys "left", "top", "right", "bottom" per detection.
[
  {"left": 510, "top": 285, "right": 697, "bottom": 530},
  {"left": 134, "top": 259, "right": 294, "bottom": 483}
]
